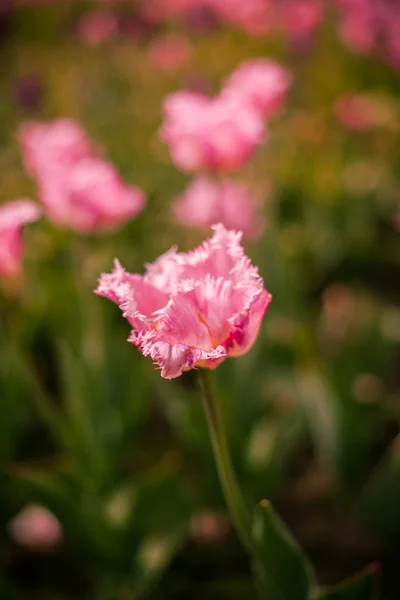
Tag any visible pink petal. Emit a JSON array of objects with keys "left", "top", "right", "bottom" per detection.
[
  {"left": 138, "top": 330, "right": 226, "bottom": 379},
  {"left": 95, "top": 259, "right": 168, "bottom": 329},
  {"left": 222, "top": 59, "right": 292, "bottom": 119},
  {"left": 19, "top": 119, "right": 93, "bottom": 177},
  {"left": 226, "top": 288, "right": 271, "bottom": 356},
  {"left": 65, "top": 157, "right": 146, "bottom": 231},
  {"left": 181, "top": 223, "right": 260, "bottom": 285},
  {"left": 0, "top": 199, "right": 41, "bottom": 278}
]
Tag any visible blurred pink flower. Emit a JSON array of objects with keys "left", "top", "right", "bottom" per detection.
[
  {"left": 337, "top": 0, "right": 379, "bottom": 54},
  {"left": 174, "top": 177, "right": 264, "bottom": 240},
  {"left": 148, "top": 34, "right": 191, "bottom": 71},
  {"left": 19, "top": 119, "right": 94, "bottom": 179},
  {"left": 393, "top": 209, "right": 400, "bottom": 232},
  {"left": 212, "top": 0, "right": 273, "bottom": 36},
  {"left": 334, "top": 93, "right": 390, "bottom": 131},
  {"left": 9, "top": 505, "right": 62, "bottom": 550},
  {"left": 222, "top": 59, "right": 291, "bottom": 119},
  {"left": 40, "top": 157, "right": 146, "bottom": 233},
  {"left": 0, "top": 199, "right": 41, "bottom": 278},
  {"left": 95, "top": 224, "right": 271, "bottom": 379},
  {"left": 160, "top": 91, "right": 265, "bottom": 173},
  {"left": 279, "top": 0, "right": 323, "bottom": 44},
  {"left": 190, "top": 509, "right": 230, "bottom": 544},
  {"left": 19, "top": 119, "right": 146, "bottom": 232},
  {"left": 337, "top": 0, "right": 400, "bottom": 69},
  {"left": 77, "top": 10, "right": 118, "bottom": 46}
]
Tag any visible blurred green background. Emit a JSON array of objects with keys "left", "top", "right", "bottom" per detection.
[{"left": 0, "top": 2, "right": 399, "bottom": 599}]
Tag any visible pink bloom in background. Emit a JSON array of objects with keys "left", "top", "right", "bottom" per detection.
[
  {"left": 19, "top": 119, "right": 94, "bottom": 179},
  {"left": 160, "top": 91, "right": 265, "bottom": 173},
  {"left": 95, "top": 224, "right": 271, "bottom": 379},
  {"left": 212, "top": 0, "right": 273, "bottom": 36},
  {"left": 334, "top": 93, "right": 392, "bottom": 131},
  {"left": 148, "top": 34, "right": 191, "bottom": 71},
  {"left": 38, "top": 157, "right": 146, "bottom": 233},
  {"left": 9, "top": 505, "right": 62, "bottom": 550},
  {"left": 278, "top": 0, "right": 323, "bottom": 44},
  {"left": 0, "top": 199, "right": 41, "bottom": 278},
  {"left": 337, "top": 0, "right": 379, "bottom": 54},
  {"left": 77, "top": 10, "right": 118, "bottom": 46},
  {"left": 222, "top": 59, "right": 291, "bottom": 119},
  {"left": 19, "top": 119, "right": 146, "bottom": 232},
  {"left": 174, "top": 177, "right": 264, "bottom": 240},
  {"left": 336, "top": 0, "right": 400, "bottom": 69}
]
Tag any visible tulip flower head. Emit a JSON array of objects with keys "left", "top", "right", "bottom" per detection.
[
  {"left": 174, "top": 177, "right": 264, "bottom": 240},
  {"left": 19, "top": 119, "right": 146, "bottom": 233},
  {"left": 19, "top": 118, "right": 94, "bottom": 178},
  {"left": 222, "top": 59, "right": 292, "bottom": 119},
  {"left": 8, "top": 505, "right": 62, "bottom": 550},
  {"left": 95, "top": 224, "right": 271, "bottom": 379},
  {"left": 0, "top": 199, "right": 41, "bottom": 278},
  {"left": 38, "top": 157, "right": 146, "bottom": 233},
  {"left": 160, "top": 91, "right": 266, "bottom": 173}
]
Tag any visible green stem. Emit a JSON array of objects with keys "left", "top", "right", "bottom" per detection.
[{"left": 197, "top": 368, "right": 258, "bottom": 559}]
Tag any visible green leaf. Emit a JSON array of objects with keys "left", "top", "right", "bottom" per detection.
[
  {"left": 317, "top": 564, "right": 379, "bottom": 600},
  {"left": 252, "top": 500, "right": 316, "bottom": 600}
]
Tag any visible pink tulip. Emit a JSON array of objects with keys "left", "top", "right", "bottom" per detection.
[
  {"left": 19, "top": 119, "right": 146, "bottom": 232},
  {"left": 278, "top": 0, "right": 323, "bottom": 44},
  {"left": 38, "top": 157, "right": 146, "bottom": 233},
  {"left": 0, "top": 199, "right": 41, "bottom": 278},
  {"left": 174, "top": 177, "right": 264, "bottom": 240},
  {"left": 77, "top": 10, "right": 118, "bottom": 46},
  {"left": 95, "top": 224, "right": 271, "bottom": 379},
  {"left": 9, "top": 505, "right": 62, "bottom": 550},
  {"left": 337, "top": 0, "right": 400, "bottom": 69},
  {"left": 335, "top": 93, "right": 380, "bottom": 131},
  {"left": 212, "top": 0, "right": 273, "bottom": 36},
  {"left": 222, "top": 59, "right": 291, "bottom": 119},
  {"left": 19, "top": 119, "right": 94, "bottom": 179},
  {"left": 160, "top": 91, "right": 265, "bottom": 173},
  {"left": 148, "top": 34, "right": 191, "bottom": 71}
]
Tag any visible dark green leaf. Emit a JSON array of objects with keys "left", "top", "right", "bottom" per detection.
[{"left": 252, "top": 500, "right": 316, "bottom": 600}]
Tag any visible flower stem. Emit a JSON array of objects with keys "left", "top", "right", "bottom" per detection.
[{"left": 197, "top": 368, "right": 257, "bottom": 559}]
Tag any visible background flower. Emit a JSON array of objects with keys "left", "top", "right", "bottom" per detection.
[
  {"left": 0, "top": 199, "right": 41, "bottom": 278},
  {"left": 160, "top": 91, "right": 266, "bottom": 173},
  {"left": 174, "top": 176, "right": 264, "bottom": 239}
]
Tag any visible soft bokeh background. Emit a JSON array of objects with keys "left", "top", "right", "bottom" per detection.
[{"left": 1, "top": 1, "right": 400, "bottom": 599}]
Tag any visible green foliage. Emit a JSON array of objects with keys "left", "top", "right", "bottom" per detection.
[{"left": 253, "top": 500, "right": 316, "bottom": 600}]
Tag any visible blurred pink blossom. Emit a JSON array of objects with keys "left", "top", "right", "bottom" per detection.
[
  {"left": 19, "top": 119, "right": 146, "bottom": 232},
  {"left": 39, "top": 157, "right": 146, "bottom": 233},
  {"left": 212, "top": 0, "right": 274, "bottom": 36},
  {"left": 0, "top": 199, "right": 41, "bottom": 279},
  {"left": 160, "top": 91, "right": 265, "bottom": 173},
  {"left": 222, "top": 59, "right": 291, "bottom": 119},
  {"left": 174, "top": 177, "right": 264, "bottom": 239},
  {"left": 77, "top": 10, "right": 118, "bottom": 46},
  {"left": 95, "top": 224, "right": 271, "bottom": 379},
  {"left": 334, "top": 93, "right": 392, "bottom": 131},
  {"left": 142, "top": 0, "right": 206, "bottom": 22},
  {"left": 278, "top": 0, "right": 323, "bottom": 44},
  {"left": 19, "top": 119, "right": 94, "bottom": 179},
  {"left": 9, "top": 505, "right": 62, "bottom": 550},
  {"left": 148, "top": 34, "right": 191, "bottom": 71},
  {"left": 190, "top": 509, "right": 230, "bottom": 544},
  {"left": 337, "top": 0, "right": 400, "bottom": 69}
]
